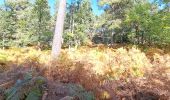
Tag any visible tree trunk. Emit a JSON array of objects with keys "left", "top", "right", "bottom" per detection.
[
  {"left": 111, "top": 32, "right": 114, "bottom": 45},
  {"left": 141, "top": 32, "right": 144, "bottom": 44},
  {"left": 2, "top": 33, "right": 5, "bottom": 50},
  {"left": 135, "top": 23, "right": 140, "bottom": 44},
  {"left": 51, "top": 0, "right": 66, "bottom": 59}
]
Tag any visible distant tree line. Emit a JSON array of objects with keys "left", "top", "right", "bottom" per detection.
[
  {"left": 0, "top": 0, "right": 169, "bottom": 49},
  {"left": 0, "top": 0, "right": 52, "bottom": 49},
  {"left": 94, "top": 0, "right": 170, "bottom": 46}
]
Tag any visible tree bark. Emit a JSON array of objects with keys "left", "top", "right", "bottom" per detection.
[
  {"left": 2, "top": 33, "right": 5, "bottom": 50},
  {"left": 51, "top": 0, "right": 66, "bottom": 59}
]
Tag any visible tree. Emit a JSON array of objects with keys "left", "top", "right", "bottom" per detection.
[
  {"left": 0, "top": 0, "right": 30, "bottom": 48},
  {"left": 95, "top": 0, "right": 170, "bottom": 45},
  {"left": 63, "top": 0, "right": 95, "bottom": 47},
  {"left": 51, "top": 0, "right": 66, "bottom": 59},
  {"left": 0, "top": 0, "right": 9, "bottom": 49},
  {"left": 124, "top": 1, "right": 170, "bottom": 45},
  {"left": 32, "top": 0, "right": 51, "bottom": 48},
  {"left": 96, "top": 0, "right": 135, "bottom": 44},
  {"left": 14, "top": 0, "right": 33, "bottom": 47},
  {"left": 95, "top": 0, "right": 147, "bottom": 44},
  {"left": 0, "top": 0, "right": 52, "bottom": 48}
]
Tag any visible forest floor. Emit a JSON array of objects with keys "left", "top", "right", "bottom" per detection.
[{"left": 0, "top": 44, "right": 170, "bottom": 100}]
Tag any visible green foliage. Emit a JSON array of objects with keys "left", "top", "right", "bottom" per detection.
[
  {"left": 0, "top": 0, "right": 169, "bottom": 48},
  {"left": 26, "top": 88, "right": 41, "bottom": 100},
  {"left": 124, "top": 2, "right": 170, "bottom": 44},
  {"left": 95, "top": 0, "right": 170, "bottom": 45},
  {"left": 4, "top": 71, "right": 46, "bottom": 100},
  {"left": 64, "top": 83, "right": 95, "bottom": 100},
  {"left": 32, "top": 0, "right": 51, "bottom": 46},
  {"left": 63, "top": 0, "right": 95, "bottom": 47},
  {"left": 0, "top": 0, "right": 52, "bottom": 48}
]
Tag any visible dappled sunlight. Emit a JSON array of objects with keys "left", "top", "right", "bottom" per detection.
[
  {"left": 0, "top": 47, "right": 51, "bottom": 66},
  {"left": 0, "top": 46, "right": 170, "bottom": 99},
  {"left": 58, "top": 46, "right": 152, "bottom": 78},
  {"left": 0, "top": 0, "right": 169, "bottom": 99}
]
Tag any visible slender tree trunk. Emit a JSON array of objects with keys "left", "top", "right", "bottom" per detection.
[
  {"left": 102, "top": 31, "right": 105, "bottom": 44},
  {"left": 111, "top": 32, "right": 114, "bottom": 45},
  {"left": 141, "top": 32, "right": 144, "bottom": 44},
  {"left": 38, "top": 19, "right": 42, "bottom": 50},
  {"left": 120, "top": 33, "right": 123, "bottom": 43},
  {"left": 71, "top": 5, "right": 74, "bottom": 34},
  {"left": 51, "top": 0, "right": 66, "bottom": 59},
  {"left": 2, "top": 33, "right": 5, "bottom": 50},
  {"left": 135, "top": 24, "right": 140, "bottom": 44},
  {"left": 72, "top": 19, "right": 74, "bottom": 34}
]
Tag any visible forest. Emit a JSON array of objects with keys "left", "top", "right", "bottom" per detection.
[{"left": 0, "top": 0, "right": 170, "bottom": 100}]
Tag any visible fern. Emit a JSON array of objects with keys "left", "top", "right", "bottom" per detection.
[
  {"left": 66, "top": 83, "right": 95, "bottom": 100},
  {"left": 4, "top": 70, "right": 46, "bottom": 100},
  {"left": 26, "top": 88, "right": 41, "bottom": 100}
]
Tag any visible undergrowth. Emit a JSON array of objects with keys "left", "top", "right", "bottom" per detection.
[{"left": 0, "top": 46, "right": 170, "bottom": 99}]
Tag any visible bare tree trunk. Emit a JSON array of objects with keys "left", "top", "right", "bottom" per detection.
[
  {"left": 2, "top": 33, "right": 5, "bottom": 50},
  {"left": 111, "top": 31, "right": 115, "bottom": 45},
  {"left": 135, "top": 24, "right": 140, "bottom": 44},
  {"left": 141, "top": 32, "right": 144, "bottom": 44},
  {"left": 51, "top": 0, "right": 66, "bottom": 59}
]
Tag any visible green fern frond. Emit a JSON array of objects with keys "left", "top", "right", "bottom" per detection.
[{"left": 4, "top": 70, "right": 46, "bottom": 100}]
